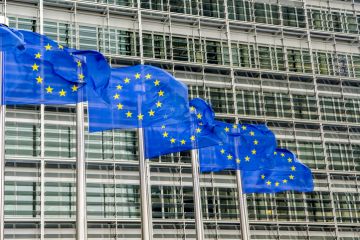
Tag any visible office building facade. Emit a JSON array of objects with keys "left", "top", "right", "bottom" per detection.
[{"left": 1, "top": 0, "right": 360, "bottom": 239}]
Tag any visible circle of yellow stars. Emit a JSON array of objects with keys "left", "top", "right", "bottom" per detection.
[
  {"left": 219, "top": 124, "right": 258, "bottom": 165},
  {"left": 31, "top": 43, "right": 81, "bottom": 97},
  {"left": 112, "top": 73, "right": 163, "bottom": 121},
  {"left": 261, "top": 151, "right": 297, "bottom": 188},
  {"left": 158, "top": 105, "right": 203, "bottom": 146}
]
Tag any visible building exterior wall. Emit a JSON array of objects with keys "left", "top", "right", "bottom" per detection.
[{"left": 1, "top": 0, "right": 360, "bottom": 239}]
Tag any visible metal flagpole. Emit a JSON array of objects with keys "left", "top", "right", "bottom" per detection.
[
  {"left": 76, "top": 100, "right": 87, "bottom": 239},
  {"left": 0, "top": 15, "right": 8, "bottom": 240},
  {"left": 137, "top": 1, "right": 152, "bottom": 239},
  {"left": 74, "top": 2, "right": 87, "bottom": 238},
  {"left": 191, "top": 149, "right": 204, "bottom": 239},
  {"left": 138, "top": 128, "right": 151, "bottom": 240},
  {"left": 236, "top": 171, "right": 250, "bottom": 240}
]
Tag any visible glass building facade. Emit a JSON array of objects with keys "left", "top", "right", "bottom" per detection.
[{"left": 1, "top": 0, "right": 360, "bottom": 239}]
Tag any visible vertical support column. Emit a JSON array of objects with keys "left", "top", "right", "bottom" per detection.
[
  {"left": 223, "top": 1, "right": 250, "bottom": 239},
  {"left": 191, "top": 150, "right": 204, "bottom": 239},
  {"left": 73, "top": 3, "right": 87, "bottom": 239},
  {"left": 302, "top": 0, "right": 339, "bottom": 238},
  {"left": 38, "top": 1, "right": 46, "bottom": 239},
  {"left": 136, "top": 1, "right": 153, "bottom": 239},
  {"left": 0, "top": 16, "right": 7, "bottom": 240}
]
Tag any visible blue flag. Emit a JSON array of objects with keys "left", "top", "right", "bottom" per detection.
[
  {"left": 241, "top": 148, "right": 314, "bottom": 193},
  {"left": 0, "top": 25, "right": 24, "bottom": 51},
  {"left": 87, "top": 65, "right": 190, "bottom": 132},
  {"left": 144, "top": 98, "right": 221, "bottom": 158},
  {"left": 3, "top": 30, "right": 87, "bottom": 105},
  {"left": 199, "top": 121, "right": 277, "bottom": 172}
]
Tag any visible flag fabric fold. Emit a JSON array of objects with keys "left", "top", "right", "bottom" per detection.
[
  {"left": 241, "top": 148, "right": 314, "bottom": 193},
  {"left": 0, "top": 25, "right": 25, "bottom": 51},
  {"left": 87, "top": 65, "right": 190, "bottom": 132}
]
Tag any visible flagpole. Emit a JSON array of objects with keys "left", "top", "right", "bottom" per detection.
[
  {"left": 138, "top": 128, "right": 151, "bottom": 240},
  {"left": 137, "top": 0, "right": 152, "bottom": 239},
  {"left": 236, "top": 171, "right": 250, "bottom": 240},
  {"left": 191, "top": 149, "right": 204, "bottom": 239},
  {"left": 74, "top": 3, "right": 87, "bottom": 239},
  {"left": 0, "top": 16, "right": 9, "bottom": 240}
]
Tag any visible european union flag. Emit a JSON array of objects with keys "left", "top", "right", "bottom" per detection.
[
  {"left": 241, "top": 148, "right": 314, "bottom": 193},
  {"left": 0, "top": 25, "right": 24, "bottom": 51},
  {"left": 199, "top": 121, "right": 277, "bottom": 172},
  {"left": 3, "top": 30, "right": 87, "bottom": 105},
  {"left": 87, "top": 65, "right": 189, "bottom": 132},
  {"left": 144, "top": 98, "right": 221, "bottom": 158}
]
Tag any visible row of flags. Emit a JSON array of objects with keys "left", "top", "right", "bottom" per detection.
[{"left": 0, "top": 25, "right": 314, "bottom": 193}]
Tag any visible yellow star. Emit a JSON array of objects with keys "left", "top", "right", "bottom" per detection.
[
  {"left": 283, "top": 179, "right": 288, "bottom": 184},
  {"left": 71, "top": 85, "right": 78, "bottom": 92},
  {"left": 156, "top": 101, "right": 162, "bottom": 108},
  {"left": 253, "top": 140, "right": 258, "bottom": 145},
  {"left": 116, "top": 85, "right": 123, "bottom": 90},
  {"left": 32, "top": 63, "right": 39, "bottom": 71},
  {"left": 161, "top": 125, "right": 166, "bottom": 129},
  {"left": 170, "top": 138, "right": 176, "bottom": 144},
  {"left": 35, "top": 52, "right": 41, "bottom": 59},
  {"left": 148, "top": 109, "right": 155, "bottom": 116},
  {"left": 117, "top": 103, "right": 123, "bottom": 110},
  {"left": 45, "top": 43, "right": 52, "bottom": 51},
  {"left": 281, "top": 153, "right": 285, "bottom": 157},
  {"left": 224, "top": 127, "right": 230, "bottom": 132},
  {"left": 197, "top": 113, "right": 202, "bottom": 119},
  {"left": 291, "top": 166, "right": 296, "bottom": 171},
  {"left": 58, "top": 44, "right": 64, "bottom": 49},
  {"left": 77, "top": 60, "right": 82, "bottom": 67},
  {"left": 126, "top": 111, "right": 132, "bottom": 118},
  {"left": 190, "top": 135, "right": 195, "bottom": 141},
  {"left": 46, "top": 86, "right": 53, "bottom": 94},
  {"left": 220, "top": 149, "right": 225, "bottom": 154},
  {"left": 78, "top": 73, "right": 84, "bottom": 80},
  {"left": 59, "top": 89, "right": 66, "bottom": 96},
  {"left": 236, "top": 158, "right": 241, "bottom": 163},
  {"left": 113, "top": 93, "right": 120, "bottom": 99},
  {"left": 36, "top": 76, "right": 43, "bottom": 84},
  {"left": 180, "top": 139, "right": 186, "bottom": 145},
  {"left": 137, "top": 114, "right": 144, "bottom": 120},
  {"left": 250, "top": 131, "right": 255, "bottom": 136},
  {"left": 227, "top": 154, "right": 233, "bottom": 160},
  {"left": 154, "top": 80, "right": 160, "bottom": 86},
  {"left": 275, "top": 182, "right": 280, "bottom": 187},
  {"left": 274, "top": 151, "right": 277, "bottom": 155},
  {"left": 288, "top": 158, "right": 292, "bottom": 163},
  {"left": 261, "top": 174, "right": 265, "bottom": 179},
  {"left": 242, "top": 126, "right": 247, "bottom": 130},
  {"left": 190, "top": 106, "right": 195, "bottom": 112},
  {"left": 145, "top": 74, "right": 151, "bottom": 79},
  {"left": 196, "top": 128, "right": 201, "bottom": 133},
  {"left": 245, "top": 156, "right": 250, "bottom": 162},
  {"left": 251, "top": 149, "right": 256, "bottom": 155},
  {"left": 163, "top": 132, "right": 168, "bottom": 138},
  {"left": 158, "top": 90, "right": 164, "bottom": 96},
  {"left": 135, "top": 73, "right": 141, "bottom": 79},
  {"left": 124, "top": 78, "right": 130, "bottom": 83},
  {"left": 289, "top": 175, "right": 294, "bottom": 180},
  {"left": 266, "top": 181, "right": 271, "bottom": 186}
]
